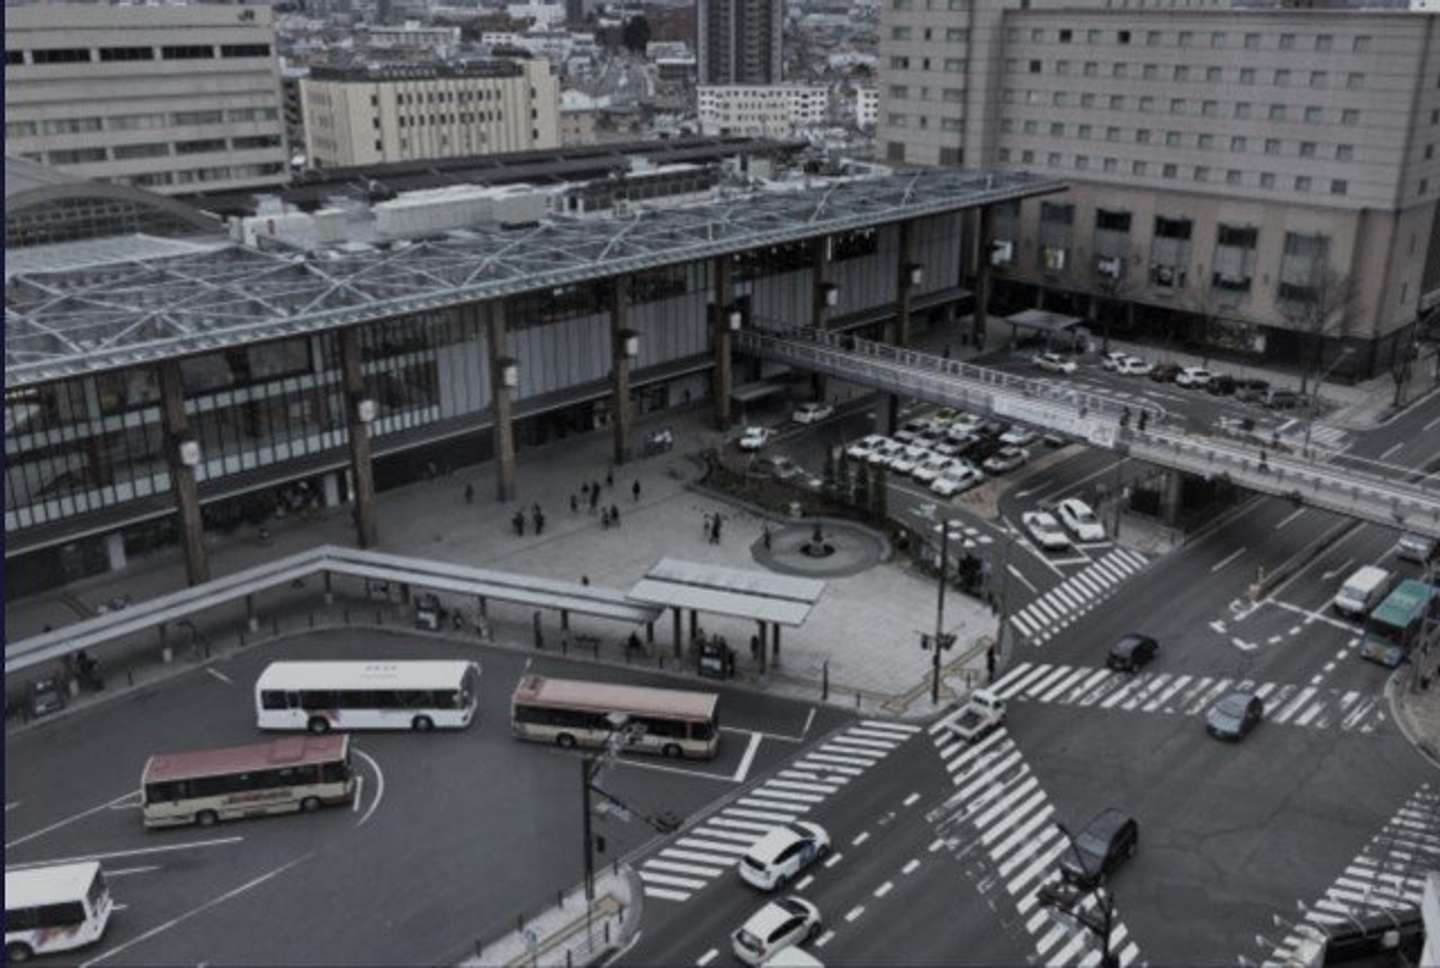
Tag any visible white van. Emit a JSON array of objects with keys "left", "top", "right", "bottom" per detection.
[
  {"left": 5, "top": 861, "right": 114, "bottom": 962},
  {"left": 1332, "top": 565, "right": 1394, "bottom": 618}
]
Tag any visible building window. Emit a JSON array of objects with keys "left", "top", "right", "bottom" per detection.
[
  {"left": 891, "top": 26, "right": 912, "bottom": 40},
  {"left": 1226, "top": 170, "right": 1242, "bottom": 185},
  {"left": 1054, "top": 92, "right": 1068, "bottom": 107},
  {"left": 1076, "top": 155, "right": 1089, "bottom": 170},
  {"left": 1260, "top": 172, "right": 1275, "bottom": 189},
  {"left": 890, "top": 56, "right": 910, "bottom": 70},
  {"left": 112, "top": 142, "right": 169, "bottom": 160},
  {"left": 1021, "top": 149, "right": 1035, "bottom": 163},
  {"left": 1162, "top": 163, "right": 1177, "bottom": 178},
  {"left": 1173, "top": 65, "right": 1188, "bottom": 82},
  {"left": 5, "top": 50, "right": 23, "bottom": 65},
  {"left": 99, "top": 46, "right": 154, "bottom": 62},
  {"left": 947, "top": 28, "right": 967, "bottom": 41},
  {"left": 1206, "top": 67, "right": 1221, "bottom": 83},
  {"left": 1106, "top": 126, "right": 1120, "bottom": 141},
  {"left": 161, "top": 45, "right": 214, "bottom": 60},
  {"left": 1331, "top": 179, "right": 1347, "bottom": 196},
  {"left": 1114, "top": 63, "right": 1128, "bottom": 78},
  {"left": 1347, "top": 73, "right": 1365, "bottom": 91},
  {"left": 1211, "top": 31, "right": 1225, "bottom": 48},
  {"left": 1166, "top": 131, "right": 1181, "bottom": 147},
  {"left": 1268, "top": 105, "right": 1285, "bottom": 122},
  {"left": 1110, "top": 95, "right": 1124, "bottom": 109},
  {"left": 233, "top": 134, "right": 282, "bottom": 150},
  {"left": 1078, "top": 124, "right": 1092, "bottom": 138},
  {"left": 1309, "top": 71, "right": 1327, "bottom": 89},
  {"left": 1143, "top": 64, "right": 1158, "bottom": 80},
  {"left": 1118, "top": 31, "right": 1131, "bottom": 45},
  {"left": 890, "top": 85, "right": 908, "bottom": 98},
  {"left": 1084, "top": 61, "right": 1098, "bottom": 77},
  {"left": 1274, "top": 69, "right": 1290, "bottom": 88},
  {"left": 1263, "top": 138, "right": 1279, "bottom": 155},
  {"left": 1235, "top": 102, "right": 1251, "bottom": 119},
  {"left": 944, "top": 58, "right": 965, "bottom": 72},
  {"left": 1104, "top": 157, "right": 1117, "bottom": 172},
  {"left": 1244, "top": 33, "right": 1260, "bottom": 49},
  {"left": 1024, "top": 119, "right": 1038, "bottom": 134},
  {"left": 1231, "top": 136, "right": 1246, "bottom": 152},
  {"left": 889, "top": 113, "right": 908, "bottom": 127},
  {"left": 1198, "top": 133, "right": 1214, "bottom": 149},
  {"left": 220, "top": 44, "right": 271, "bottom": 58},
  {"left": 1353, "top": 35, "right": 1371, "bottom": 53},
  {"left": 1295, "top": 176, "right": 1311, "bottom": 192},
  {"left": 1342, "top": 109, "right": 1359, "bottom": 126},
  {"left": 1048, "top": 152, "right": 1062, "bottom": 167},
  {"left": 1336, "top": 144, "right": 1354, "bottom": 161},
  {"left": 998, "top": 148, "right": 1011, "bottom": 162},
  {"left": 1139, "top": 97, "right": 1154, "bottom": 113},
  {"left": 1279, "top": 33, "right": 1295, "bottom": 50},
  {"left": 1050, "top": 121, "right": 1065, "bottom": 136},
  {"left": 1146, "top": 30, "right": 1162, "bottom": 46},
  {"left": 1298, "top": 141, "right": 1316, "bottom": 158},
  {"left": 1170, "top": 99, "right": 1186, "bottom": 114},
  {"left": 49, "top": 147, "right": 108, "bottom": 164},
  {"left": 1031, "top": 29, "right": 1044, "bottom": 42},
  {"left": 176, "top": 138, "right": 227, "bottom": 155},
  {"left": 31, "top": 47, "right": 91, "bottom": 64},
  {"left": 1056, "top": 60, "right": 1070, "bottom": 76},
  {"left": 1136, "top": 129, "right": 1150, "bottom": 144},
  {"left": 1088, "top": 29, "right": 1102, "bottom": 43},
  {"left": 1060, "top": 29, "right": 1073, "bottom": 43},
  {"left": 1133, "top": 160, "right": 1147, "bottom": 175},
  {"left": 1202, "top": 100, "right": 1218, "bottom": 118},
  {"left": 1081, "top": 93, "right": 1095, "bottom": 107},
  {"left": 1194, "top": 166, "right": 1209, "bottom": 182},
  {"left": 171, "top": 110, "right": 224, "bottom": 126},
  {"left": 1028, "top": 60, "right": 1042, "bottom": 73}
]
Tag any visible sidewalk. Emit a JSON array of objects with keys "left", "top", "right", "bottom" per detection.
[
  {"left": 1393, "top": 664, "right": 1440, "bottom": 772},
  {"left": 457, "top": 868, "right": 639, "bottom": 968}
]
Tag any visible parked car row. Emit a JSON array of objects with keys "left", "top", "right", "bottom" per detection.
[{"left": 846, "top": 409, "right": 1046, "bottom": 496}]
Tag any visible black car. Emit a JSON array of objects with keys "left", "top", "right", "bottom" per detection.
[
  {"left": 1206, "top": 692, "right": 1264, "bottom": 741},
  {"left": 968, "top": 438, "right": 1004, "bottom": 463},
  {"left": 1106, "top": 634, "right": 1158, "bottom": 672},
  {"left": 1149, "top": 363, "right": 1182, "bottom": 383},
  {"left": 1059, "top": 808, "right": 1138, "bottom": 888},
  {"left": 1205, "top": 375, "right": 1238, "bottom": 396},
  {"left": 1235, "top": 378, "right": 1271, "bottom": 403},
  {"left": 977, "top": 420, "right": 1007, "bottom": 439}
]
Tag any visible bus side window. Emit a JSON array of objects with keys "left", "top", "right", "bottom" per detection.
[
  {"left": 321, "top": 759, "right": 349, "bottom": 783},
  {"left": 691, "top": 720, "right": 715, "bottom": 740},
  {"left": 37, "top": 902, "right": 86, "bottom": 928},
  {"left": 6, "top": 906, "right": 39, "bottom": 931},
  {"left": 300, "top": 690, "right": 336, "bottom": 711},
  {"left": 260, "top": 690, "right": 287, "bottom": 711},
  {"left": 432, "top": 689, "right": 460, "bottom": 709},
  {"left": 286, "top": 691, "right": 300, "bottom": 709}
]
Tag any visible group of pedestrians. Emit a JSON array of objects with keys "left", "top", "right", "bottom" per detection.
[
  {"left": 511, "top": 503, "right": 546, "bottom": 536},
  {"left": 482, "top": 460, "right": 647, "bottom": 540}
]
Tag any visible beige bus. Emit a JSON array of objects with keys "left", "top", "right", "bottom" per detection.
[{"left": 510, "top": 674, "right": 721, "bottom": 759}]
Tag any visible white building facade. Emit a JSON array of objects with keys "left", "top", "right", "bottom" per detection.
[
  {"left": 697, "top": 84, "right": 829, "bottom": 137},
  {"left": 3, "top": 3, "right": 288, "bottom": 195}
]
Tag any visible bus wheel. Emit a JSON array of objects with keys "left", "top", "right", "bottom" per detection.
[
  {"left": 307, "top": 717, "right": 330, "bottom": 734},
  {"left": 662, "top": 743, "right": 683, "bottom": 759},
  {"left": 196, "top": 810, "right": 219, "bottom": 827},
  {"left": 557, "top": 733, "right": 577, "bottom": 749},
  {"left": 7, "top": 942, "right": 34, "bottom": 963},
  {"left": 412, "top": 716, "right": 434, "bottom": 732},
  {"left": 301, "top": 797, "right": 321, "bottom": 813}
]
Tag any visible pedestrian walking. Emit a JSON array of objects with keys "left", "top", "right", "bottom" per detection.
[
  {"left": 589, "top": 485, "right": 600, "bottom": 514},
  {"left": 610, "top": 504, "right": 620, "bottom": 527},
  {"left": 601, "top": 507, "right": 611, "bottom": 528},
  {"left": 627, "top": 631, "right": 641, "bottom": 654},
  {"left": 702, "top": 512, "right": 712, "bottom": 540},
  {"left": 570, "top": 493, "right": 578, "bottom": 513},
  {"left": 1259, "top": 448, "right": 1269, "bottom": 471},
  {"left": 532, "top": 502, "right": 541, "bottom": 518},
  {"left": 533, "top": 509, "right": 545, "bottom": 535},
  {"left": 762, "top": 522, "right": 772, "bottom": 551},
  {"left": 464, "top": 483, "right": 475, "bottom": 505},
  {"left": 750, "top": 634, "right": 760, "bottom": 661},
  {"left": 714, "top": 514, "right": 723, "bottom": 544},
  {"left": 581, "top": 575, "right": 590, "bottom": 586},
  {"left": 512, "top": 510, "right": 526, "bottom": 536},
  {"left": 632, "top": 480, "right": 641, "bottom": 502}
]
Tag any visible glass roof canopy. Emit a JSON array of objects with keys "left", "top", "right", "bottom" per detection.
[{"left": 4, "top": 168, "right": 1065, "bottom": 390}]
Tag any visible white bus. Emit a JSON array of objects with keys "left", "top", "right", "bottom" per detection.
[
  {"left": 142, "top": 734, "right": 355, "bottom": 828},
  {"left": 5, "top": 861, "right": 114, "bottom": 962},
  {"left": 255, "top": 660, "right": 480, "bottom": 732},
  {"left": 510, "top": 674, "right": 720, "bottom": 759}
]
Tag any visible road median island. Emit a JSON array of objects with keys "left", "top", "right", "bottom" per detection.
[{"left": 1247, "top": 517, "right": 1361, "bottom": 602}]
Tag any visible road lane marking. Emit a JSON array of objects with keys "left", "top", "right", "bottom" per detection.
[
  {"left": 646, "top": 859, "right": 724, "bottom": 878},
  {"left": 5, "top": 836, "right": 245, "bottom": 870},
  {"left": 102, "top": 865, "right": 161, "bottom": 878},
  {"left": 824, "top": 852, "right": 843, "bottom": 868},
  {"left": 696, "top": 949, "right": 718, "bottom": 966},
  {"left": 353, "top": 748, "right": 384, "bottom": 827},
  {"left": 845, "top": 905, "right": 865, "bottom": 923},
  {"left": 1381, "top": 442, "right": 1405, "bottom": 460},
  {"left": 351, "top": 775, "right": 364, "bottom": 812},
  {"left": 731, "top": 731, "right": 763, "bottom": 782},
  {"left": 851, "top": 832, "right": 870, "bottom": 846},
  {"left": 6, "top": 790, "right": 141, "bottom": 850},
  {"left": 816, "top": 931, "right": 835, "bottom": 948},
  {"left": 6, "top": 801, "right": 22, "bottom": 813},
  {"left": 902, "top": 792, "right": 920, "bottom": 807},
  {"left": 80, "top": 855, "right": 311, "bottom": 968},
  {"left": 1275, "top": 508, "right": 1307, "bottom": 529},
  {"left": 796, "top": 875, "right": 815, "bottom": 891},
  {"left": 1211, "top": 547, "right": 1247, "bottom": 573},
  {"left": 902, "top": 858, "right": 920, "bottom": 875},
  {"left": 874, "top": 881, "right": 894, "bottom": 898},
  {"left": 205, "top": 668, "right": 233, "bottom": 685}
]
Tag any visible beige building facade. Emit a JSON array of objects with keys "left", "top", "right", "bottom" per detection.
[
  {"left": 301, "top": 60, "right": 560, "bottom": 169},
  {"left": 878, "top": 4, "right": 1440, "bottom": 375},
  {"left": 3, "top": 3, "right": 288, "bottom": 196}
]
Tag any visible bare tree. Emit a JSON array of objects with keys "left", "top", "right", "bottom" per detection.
[
  {"left": 1279, "top": 261, "right": 1355, "bottom": 396},
  {"left": 1091, "top": 270, "right": 1142, "bottom": 355},
  {"left": 1186, "top": 284, "right": 1259, "bottom": 370}
]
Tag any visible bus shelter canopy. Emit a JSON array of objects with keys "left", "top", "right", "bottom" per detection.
[{"left": 627, "top": 557, "right": 825, "bottom": 627}]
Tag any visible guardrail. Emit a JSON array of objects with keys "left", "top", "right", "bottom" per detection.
[
  {"left": 736, "top": 327, "right": 1440, "bottom": 538},
  {"left": 5, "top": 545, "right": 664, "bottom": 676}
]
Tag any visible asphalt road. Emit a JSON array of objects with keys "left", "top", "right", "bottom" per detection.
[{"left": 3, "top": 629, "right": 853, "bottom": 966}]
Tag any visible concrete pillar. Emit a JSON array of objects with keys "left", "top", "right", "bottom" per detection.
[
  {"left": 973, "top": 206, "right": 994, "bottom": 348},
  {"left": 158, "top": 360, "right": 210, "bottom": 586},
  {"left": 1160, "top": 470, "right": 1184, "bottom": 526},
  {"left": 673, "top": 607, "right": 683, "bottom": 655},
  {"left": 322, "top": 471, "right": 340, "bottom": 508},
  {"left": 712, "top": 256, "right": 735, "bottom": 431},
  {"left": 609, "top": 278, "right": 635, "bottom": 466},
  {"left": 488, "top": 302, "right": 517, "bottom": 503},
  {"left": 772, "top": 624, "right": 781, "bottom": 663},
  {"left": 887, "top": 393, "right": 900, "bottom": 436},
  {"left": 893, "top": 220, "right": 915, "bottom": 348},
  {"left": 811, "top": 235, "right": 833, "bottom": 400},
  {"left": 338, "top": 327, "right": 378, "bottom": 549},
  {"left": 105, "top": 532, "right": 127, "bottom": 572}
]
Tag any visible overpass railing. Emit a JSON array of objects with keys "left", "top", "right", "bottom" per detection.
[{"left": 736, "top": 327, "right": 1440, "bottom": 538}]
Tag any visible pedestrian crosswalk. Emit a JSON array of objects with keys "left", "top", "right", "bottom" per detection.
[
  {"left": 1265, "top": 784, "right": 1440, "bottom": 966},
  {"left": 1011, "top": 549, "right": 1150, "bottom": 645},
  {"left": 987, "top": 661, "right": 1389, "bottom": 733},
  {"left": 924, "top": 721, "right": 1141, "bottom": 967},
  {"left": 1279, "top": 421, "right": 1349, "bottom": 456},
  {"left": 638, "top": 720, "right": 922, "bottom": 903}
]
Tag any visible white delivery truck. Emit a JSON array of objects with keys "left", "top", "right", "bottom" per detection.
[{"left": 1332, "top": 565, "right": 1394, "bottom": 619}]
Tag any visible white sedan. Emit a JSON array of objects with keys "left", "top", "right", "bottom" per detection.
[
  {"left": 738, "top": 427, "right": 775, "bottom": 451},
  {"left": 999, "top": 426, "right": 1038, "bottom": 447},
  {"left": 949, "top": 412, "right": 983, "bottom": 435},
  {"left": 1034, "top": 352, "right": 1078, "bottom": 374},
  {"left": 931, "top": 464, "right": 984, "bottom": 496},
  {"left": 1022, "top": 510, "right": 1071, "bottom": 550},
  {"left": 1116, "top": 356, "right": 1151, "bottom": 376},
  {"left": 792, "top": 401, "right": 834, "bottom": 424},
  {"left": 846, "top": 435, "right": 888, "bottom": 460},
  {"left": 867, "top": 440, "right": 905, "bottom": 466},
  {"left": 1056, "top": 497, "right": 1106, "bottom": 542},
  {"left": 982, "top": 446, "right": 1029, "bottom": 474},
  {"left": 1176, "top": 366, "right": 1213, "bottom": 388},
  {"left": 732, "top": 896, "right": 823, "bottom": 966},
  {"left": 912, "top": 455, "right": 957, "bottom": 484},
  {"left": 1101, "top": 351, "right": 1130, "bottom": 371},
  {"left": 886, "top": 445, "right": 930, "bottom": 475}
]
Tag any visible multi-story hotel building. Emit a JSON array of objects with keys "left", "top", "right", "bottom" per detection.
[
  {"left": 301, "top": 60, "right": 561, "bottom": 168},
  {"left": 878, "top": 4, "right": 1440, "bottom": 376},
  {"left": 697, "top": 83, "right": 830, "bottom": 137},
  {"left": 4, "top": 2, "right": 289, "bottom": 196}
]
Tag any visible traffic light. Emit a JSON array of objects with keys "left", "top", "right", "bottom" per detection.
[{"left": 920, "top": 634, "right": 931, "bottom": 651}]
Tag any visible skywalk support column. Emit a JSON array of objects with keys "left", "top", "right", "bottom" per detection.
[
  {"left": 893, "top": 219, "right": 915, "bottom": 349},
  {"left": 489, "top": 301, "right": 518, "bottom": 503},
  {"left": 338, "top": 326, "right": 378, "bottom": 549},
  {"left": 712, "top": 256, "right": 736, "bottom": 431},
  {"left": 610, "top": 277, "right": 636, "bottom": 465},
  {"left": 973, "top": 205, "right": 994, "bottom": 349},
  {"left": 811, "top": 234, "right": 834, "bottom": 401},
  {"left": 159, "top": 360, "right": 209, "bottom": 586}
]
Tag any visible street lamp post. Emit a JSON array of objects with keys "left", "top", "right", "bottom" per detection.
[
  {"left": 1303, "top": 346, "right": 1354, "bottom": 457},
  {"left": 1041, "top": 822, "right": 1119, "bottom": 968}
]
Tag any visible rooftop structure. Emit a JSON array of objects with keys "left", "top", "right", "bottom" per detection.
[{"left": 3, "top": 167, "right": 1062, "bottom": 389}]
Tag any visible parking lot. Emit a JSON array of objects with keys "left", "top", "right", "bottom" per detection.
[{"left": 3, "top": 629, "right": 853, "bottom": 965}]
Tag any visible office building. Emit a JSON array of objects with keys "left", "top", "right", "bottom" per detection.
[
  {"left": 698, "top": 0, "right": 783, "bottom": 85},
  {"left": 3, "top": 3, "right": 288, "bottom": 196},
  {"left": 698, "top": 84, "right": 828, "bottom": 137},
  {"left": 301, "top": 60, "right": 560, "bottom": 168},
  {"left": 877, "top": 5, "right": 1440, "bottom": 375}
]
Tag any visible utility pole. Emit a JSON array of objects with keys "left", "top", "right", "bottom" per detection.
[
  {"left": 930, "top": 519, "right": 953, "bottom": 705},
  {"left": 1038, "top": 823, "right": 1120, "bottom": 967}
]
